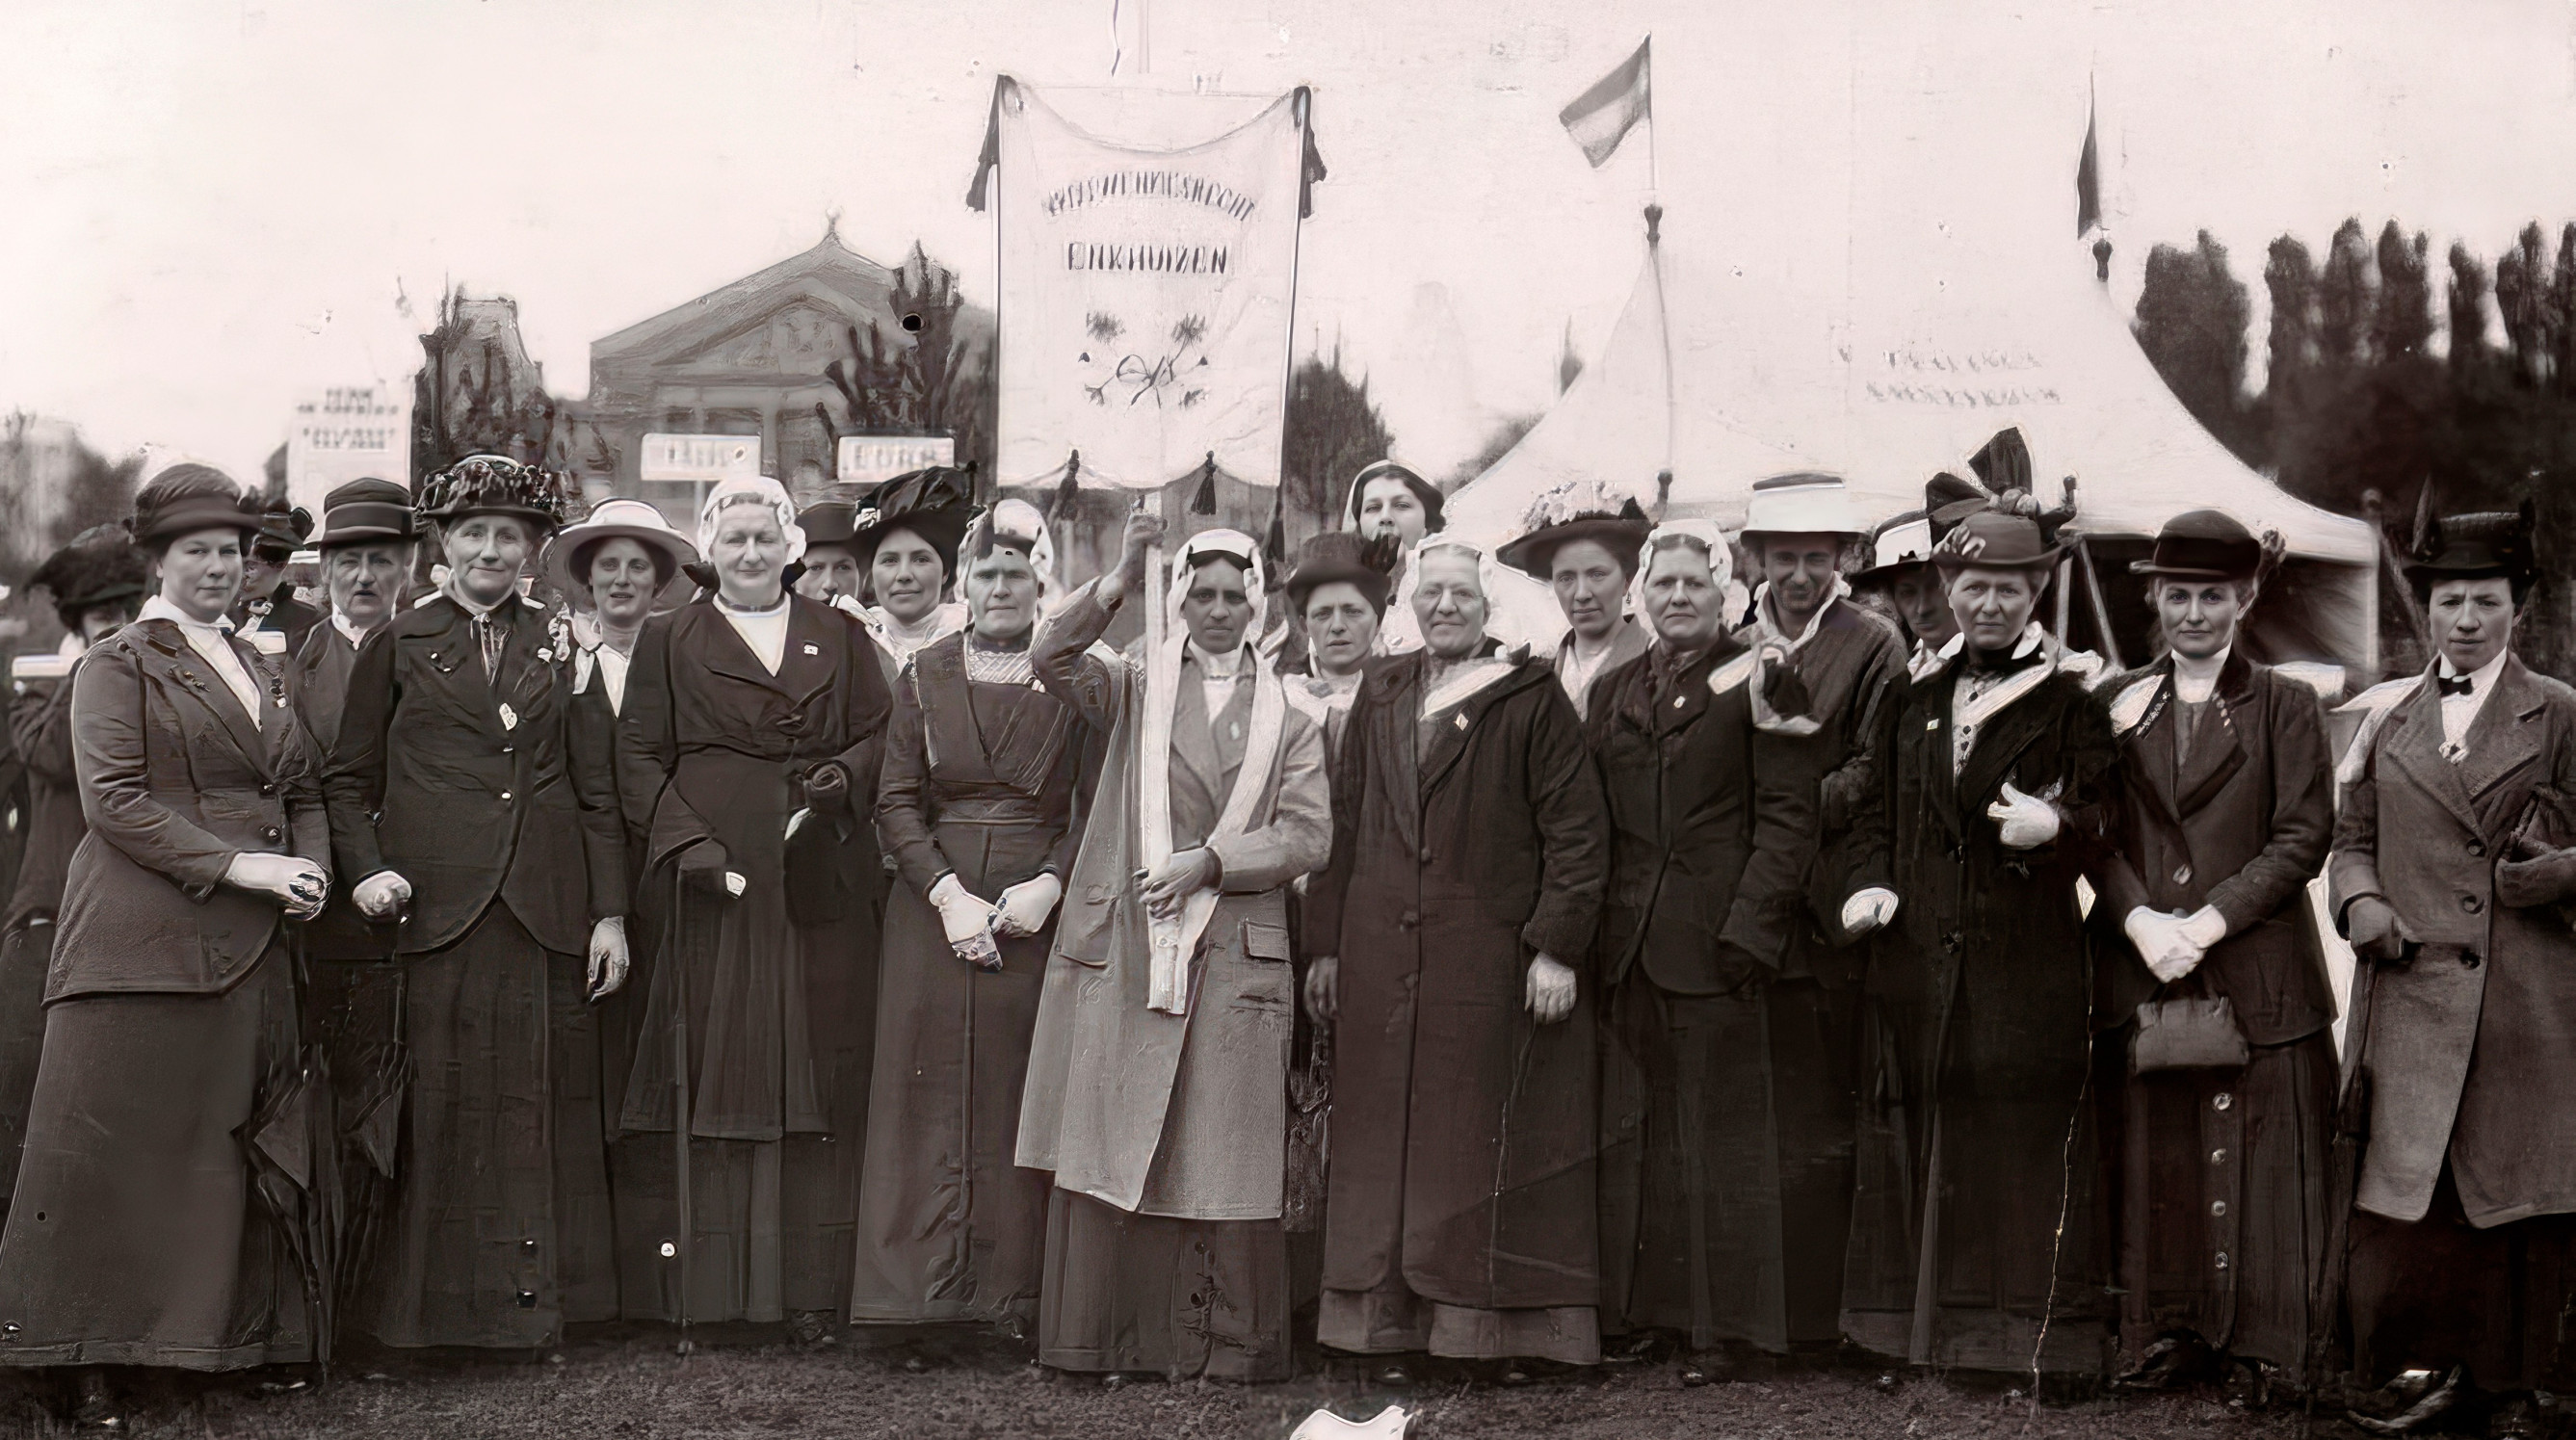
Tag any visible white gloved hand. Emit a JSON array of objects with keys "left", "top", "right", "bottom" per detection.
[
  {"left": 2124, "top": 906, "right": 2203, "bottom": 982},
  {"left": 2175, "top": 904, "right": 2228, "bottom": 952},
  {"left": 1841, "top": 887, "right": 1901, "bottom": 936},
  {"left": 992, "top": 873, "right": 1064, "bottom": 937},
  {"left": 352, "top": 869, "right": 413, "bottom": 920},
  {"left": 1525, "top": 953, "right": 1578, "bottom": 1024},
  {"left": 928, "top": 873, "right": 996, "bottom": 946},
  {"left": 1986, "top": 781, "right": 2062, "bottom": 851},
  {"left": 588, "top": 916, "right": 630, "bottom": 999}
]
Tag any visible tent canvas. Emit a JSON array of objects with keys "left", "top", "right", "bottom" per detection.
[{"left": 1446, "top": 0, "right": 2379, "bottom": 678}]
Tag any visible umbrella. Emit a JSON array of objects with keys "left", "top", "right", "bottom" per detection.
[
  {"left": 329, "top": 917, "right": 414, "bottom": 1326},
  {"left": 243, "top": 1038, "right": 339, "bottom": 1375}
]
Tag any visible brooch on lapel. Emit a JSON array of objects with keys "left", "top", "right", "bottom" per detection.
[
  {"left": 536, "top": 647, "right": 554, "bottom": 664},
  {"left": 1453, "top": 711, "right": 1469, "bottom": 731},
  {"left": 802, "top": 642, "right": 820, "bottom": 656},
  {"left": 498, "top": 702, "right": 520, "bottom": 731}
]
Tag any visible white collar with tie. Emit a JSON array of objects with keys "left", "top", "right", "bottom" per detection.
[
  {"left": 139, "top": 594, "right": 263, "bottom": 720},
  {"left": 2435, "top": 648, "right": 2511, "bottom": 761}
]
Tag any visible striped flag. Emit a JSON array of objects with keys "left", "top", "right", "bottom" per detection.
[{"left": 1560, "top": 38, "right": 1650, "bottom": 169}]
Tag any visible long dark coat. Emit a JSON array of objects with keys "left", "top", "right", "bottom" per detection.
[
  {"left": 610, "top": 595, "right": 889, "bottom": 1321},
  {"left": 1586, "top": 639, "right": 1817, "bottom": 1350},
  {"left": 1840, "top": 646, "right": 2120, "bottom": 1373},
  {"left": 1302, "top": 647, "right": 1611, "bottom": 1317},
  {"left": 2093, "top": 651, "right": 2335, "bottom": 1370},
  {"left": 4, "top": 662, "right": 83, "bottom": 937},
  {"left": 2328, "top": 657, "right": 2576, "bottom": 1228},
  {"left": 0, "top": 615, "right": 326, "bottom": 1369}
]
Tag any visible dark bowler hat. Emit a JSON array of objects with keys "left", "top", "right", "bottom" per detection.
[
  {"left": 800, "top": 502, "right": 862, "bottom": 548},
  {"left": 1282, "top": 530, "right": 1398, "bottom": 615},
  {"left": 1931, "top": 509, "right": 2063, "bottom": 572},
  {"left": 2406, "top": 503, "right": 2537, "bottom": 587},
  {"left": 252, "top": 493, "right": 314, "bottom": 552},
  {"left": 2132, "top": 509, "right": 2262, "bottom": 580},
  {"left": 315, "top": 477, "right": 418, "bottom": 548}
]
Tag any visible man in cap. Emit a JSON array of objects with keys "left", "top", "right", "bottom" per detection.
[
  {"left": 0, "top": 527, "right": 149, "bottom": 1208},
  {"left": 2091, "top": 511, "right": 2334, "bottom": 1394},
  {"left": 1303, "top": 533, "right": 1611, "bottom": 1376},
  {"left": 795, "top": 501, "right": 868, "bottom": 605},
  {"left": 1731, "top": 471, "right": 1907, "bottom": 1350},
  {"left": 1851, "top": 510, "right": 1958, "bottom": 679},
  {"left": 287, "top": 478, "right": 418, "bottom": 756},
  {"left": 231, "top": 493, "right": 323, "bottom": 653},
  {"left": 1016, "top": 511, "right": 1331, "bottom": 1381},
  {"left": 2329, "top": 505, "right": 2576, "bottom": 1431},
  {"left": 1497, "top": 489, "right": 1652, "bottom": 720}
]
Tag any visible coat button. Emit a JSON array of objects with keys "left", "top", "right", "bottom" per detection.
[
  {"left": 2463, "top": 953, "right": 2484, "bottom": 970},
  {"left": 2211, "top": 1200, "right": 2227, "bottom": 1217},
  {"left": 2173, "top": 865, "right": 2192, "bottom": 886},
  {"left": 2468, "top": 841, "right": 2485, "bottom": 858},
  {"left": 501, "top": 745, "right": 514, "bottom": 754},
  {"left": 500, "top": 791, "right": 513, "bottom": 802},
  {"left": 2210, "top": 1147, "right": 2228, "bottom": 1165},
  {"left": 1418, "top": 847, "right": 1433, "bottom": 864},
  {"left": 2213, "top": 1250, "right": 2229, "bottom": 1270},
  {"left": 2213, "top": 1092, "right": 2233, "bottom": 1112},
  {"left": 259, "top": 782, "right": 277, "bottom": 797},
  {"left": 2461, "top": 895, "right": 2484, "bottom": 914},
  {"left": 262, "top": 826, "right": 281, "bottom": 843},
  {"left": 1398, "top": 911, "right": 1419, "bottom": 930}
]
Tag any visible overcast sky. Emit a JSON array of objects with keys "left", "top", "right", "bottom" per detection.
[{"left": 7, "top": 0, "right": 2576, "bottom": 484}]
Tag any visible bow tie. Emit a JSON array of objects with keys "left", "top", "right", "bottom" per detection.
[{"left": 2436, "top": 674, "right": 2475, "bottom": 697}]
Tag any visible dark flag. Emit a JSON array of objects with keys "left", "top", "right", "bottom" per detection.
[{"left": 2075, "top": 97, "right": 2102, "bottom": 237}]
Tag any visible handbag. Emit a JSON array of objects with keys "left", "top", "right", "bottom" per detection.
[{"left": 2130, "top": 975, "right": 2248, "bottom": 1075}]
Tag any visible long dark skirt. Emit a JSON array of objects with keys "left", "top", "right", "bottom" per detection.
[
  {"left": 355, "top": 905, "right": 614, "bottom": 1348},
  {"left": 2348, "top": 1165, "right": 2576, "bottom": 1393},
  {"left": 0, "top": 949, "right": 309, "bottom": 1369},
  {"left": 1038, "top": 1190, "right": 1291, "bottom": 1380},
  {"left": 612, "top": 874, "right": 879, "bottom": 1323},
  {"left": 0, "top": 925, "right": 53, "bottom": 1213},
  {"left": 849, "top": 821, "right": 1055, "bottom": 1327},
  {"left": 2119, "top": 1030, "right": 2335, "bottom": 1372}
]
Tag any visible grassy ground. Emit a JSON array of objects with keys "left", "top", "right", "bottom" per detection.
[{"left": 0, "top": 1325, "right": 2336, "bottom": 1440}]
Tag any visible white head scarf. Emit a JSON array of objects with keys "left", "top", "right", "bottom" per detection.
[
  {"left": 697, "top": 475, "right": 807, "bottom": 566},
  {"left": 1392, "top": 533, "right": 1532, "bottom": 652},
  {"left": 1166, "top": 528, "right": 1267, "bottom": 645},
  {"left": 970, "top": 497, "right": 1061, "bottom": 611},
  {"left": 1629, "top": 520, "right": 1750, "bottom": 636}
]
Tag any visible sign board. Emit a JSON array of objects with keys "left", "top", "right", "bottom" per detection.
[
  {"left": 835, "top": 434, "right": 955, "bottom": 490},
  {"left": 286, "top": 385, "right": 410, "bottom": 515},
  {"left": 639, "top": 433, "right": 762, "bottom": 484}
]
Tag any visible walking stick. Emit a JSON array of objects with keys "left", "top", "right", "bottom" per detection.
[
  {"left": 2307, "top": 944, "right": 2379, "bottom": 1413},
  {"left": 670, "top": 877, "right": 695, "bottom": 1357}
]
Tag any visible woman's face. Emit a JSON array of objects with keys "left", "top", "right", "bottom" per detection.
[
  {"left": 587, "top": 537, "right": 660, "bottom": 629},
  {"left": 2154, "top": 578, "right": 2249, "bottom": 663},
  {"left": 871, "top": 527, "right": 947, "bottom": 626},
  {"left": 709, "top": 507, "right": 788, "bottom": 608},
  {"left": 800, "top": 543, "right": 866, "bottom": 605},
  {"left": 440, "top": 515, "right": 535, "bottom": 607},
  {"left": 155, "top": 527, "right": 246, "bottom": 623},
  {"left": 1301, "top": 581, "right": 1380, "bottom": 677},
  {"left": 1947, "top": 565, "right": 2040, "bottom": 653},
  {"left": 2428, "top": 576, "right": 2516, "bottom": 674},
  {"left": 1410, "top": 546, "right": 1489, "bottom": 659},
  {"left": 965, "top": 547, "right": 1041, "bottom": 643},
  {"left": 1639, "top": 541, "right": 1723, "bottom": 649},
  {"left": 1355, "top": 479, "right": 1430, "bottom": 549}
]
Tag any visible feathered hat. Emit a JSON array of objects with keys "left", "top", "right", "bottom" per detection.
[
  {"left": 416, "top": 454, "right": 572, "bottom": 533},
  {"left": 1494, "top": 476, "right": 1652, "bottom": 580},
  {"left": 31, "top": 524, "right": 150, "bottom": 622}
]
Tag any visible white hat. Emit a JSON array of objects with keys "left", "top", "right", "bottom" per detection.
[
  {"left": 1741, "top": 472, "right": 1868, "bottom": 539},
  {"left": 545, "top": 498, "right": 702, "bottom": 607}
]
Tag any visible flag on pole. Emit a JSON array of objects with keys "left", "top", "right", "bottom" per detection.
[
  {"left": 2075, "top": 94, "right": 2102, "bottom": 237},
  {"left": 1560, "top": 38, "right": 1651, "bottom": 169}
]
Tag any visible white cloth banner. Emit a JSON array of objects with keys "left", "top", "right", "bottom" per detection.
[{"left": 981, "top": 78, "right": 1312, "bottom": 491}]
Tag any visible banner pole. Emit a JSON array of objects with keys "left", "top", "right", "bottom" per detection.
[{"left": 1275, "top": 88, "right": 1313, "bottom": 544}]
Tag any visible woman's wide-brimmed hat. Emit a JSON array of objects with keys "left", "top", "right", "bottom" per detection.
[
  {"left": 848, "top": 466, "right": 978, "bottom": 577},
  {"left": 1281, "top": 530, "right": 1400, "bottom": 614},
  {"left": 416, "top": 454, "right": 572, "bottom": 532},
  {"left": 1494, "top": 477, "right": 1652, "bottom": 582},
  {"left": 1931, "top": 509, "right": 2063, "bottom": 572},
  {"left": 32, "top": 524, "right": 150, "bottom": 616},
  {"left": 130, "top": 462, "right": 261, "bottom": 545},
  {"left": 2405, "top": 503, "right": 2537, "bottom": 588},
  {"left": 543, "top": 498, "right": 701, "bottom": 606}
]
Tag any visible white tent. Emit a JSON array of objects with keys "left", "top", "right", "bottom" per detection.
[{"left": 1447, "top": 1, "right": 2379, "bottom": 676}]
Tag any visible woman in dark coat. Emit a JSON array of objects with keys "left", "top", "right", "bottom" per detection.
[
  {"left": 324, "top": 455, "right": 631, "bottom": 1349},
  {"left": 1586, "top": 523, "right": 1816, "bottom": 1375},
  {"left": 2091, "top": 512, "right": 2335, "bottom": 1391},
  {"left": 849, "top": 503, "right": 1103, "bottom": 1331},
  {"left": 1838, "top": 509, "right": 2119, "bottom": 1375},
  {"left": 611, "top": 477, "right": 889, "bottom": 1335},
  {"left": 1302, "top": 536, "right": 1611, "bottom": 1371},
  {"left": 0, "top": 467, "right": 329, "bottom": 1421},
  {"left": 2329, "top": 507, "right": 2576, "bottom": 1428}
]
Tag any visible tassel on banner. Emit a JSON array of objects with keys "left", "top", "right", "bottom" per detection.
[
  {"left": 1654, "top": 468, "right": 1673, "bottom": 518},
  {"left": 1190, "top": 453, "right": 1219, "bottom": 515},
  {"left": 1054, "top": 450, "right": 1083, "bottom": 520},
  {"left": 1263, "top": 486, "right": 1287, "bottom": 569}
]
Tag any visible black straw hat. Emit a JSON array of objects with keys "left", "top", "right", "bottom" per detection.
[{"left": 2405, "top": 503, "right": 2537, "bottom": 587}]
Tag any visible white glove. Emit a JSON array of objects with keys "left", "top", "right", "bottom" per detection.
[
  {"left": 1841, "top": 887, "right": 1900, "bottom": 936},
  {"left": 1525, "top": 953, "right": 1578, "bottom": 1024},
  {"left": 588, "top": 916, "right": 631, "bottom": 999},
  {"left": 992, "top": 873, "right": 1064, "bottom": 938},
  {"left": 928, "top": 873, "right": 996, "bottom": 946},
  {"left": 1986, "top": 781, "right": 2062, "bottom": 851},
  {"left": 2175, "top": 904, "right": 2228, "bottom": 951},
  {"left": 2124, "top": 906, "right": 2200, "bottom": 982},
  {"left": 227, "top": 851, "right": 329, "bottom": 916},
  {"left": 352, "top": 869, "right": 414, "bottom": 921}
]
